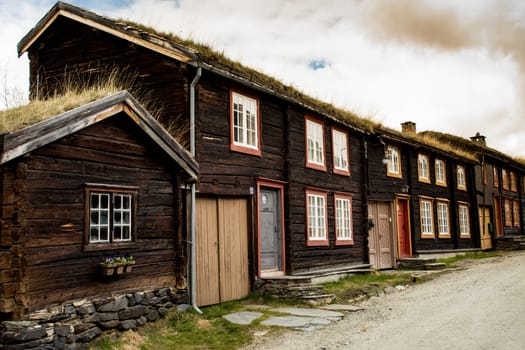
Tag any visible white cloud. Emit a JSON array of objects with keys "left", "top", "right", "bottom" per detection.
[{"left": 1, "top": 0, "right": 525, "bottom": 158}]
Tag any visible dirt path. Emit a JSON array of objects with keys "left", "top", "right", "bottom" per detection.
[{"left": 244, "top": 251, "right": 525, "bottom": 350}]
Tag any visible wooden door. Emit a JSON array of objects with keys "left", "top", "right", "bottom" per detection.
[
  {"left": 259, "top": 188, "right": 283, "bottom": 273},
  {"left": 479, "top": 207, "right": 493, "bottom": 250},
  {"left": 196, "top": 197, "right": 250, "bottom": 306},
  {"left": 368, "top": 201, "right": 394, "bottom": 269},
  {"left": 397, "top": 198, "right": 411, "bottom": 258}
]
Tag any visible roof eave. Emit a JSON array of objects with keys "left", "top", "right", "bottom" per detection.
[{"left": 0, "top": 90, "right": 199, "bottom": 181}]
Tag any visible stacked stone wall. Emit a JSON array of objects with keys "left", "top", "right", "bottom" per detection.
[{"left": 0, "top": 287, "right": 188, "bottom": 349}]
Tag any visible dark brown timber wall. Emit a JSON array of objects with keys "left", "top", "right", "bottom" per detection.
[{"left": 2, "top": 115, "right": 186, "bottom": 316}]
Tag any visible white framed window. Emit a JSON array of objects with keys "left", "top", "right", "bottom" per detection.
[
  {"left": 435, "top": 159, "right": 446, "bottom": 186},
  {"left": 437, "top": 201, "right": 450, "bottom": 238},
  {"left": 386, "top": 145, "right": 402, "bottom": 178},
  {"left": 510, "top": 172, "right": 517, "bottom": 192},
  {"left": 502, "top": 169, "right": 509, "bottom": 190},
  {"left": 85, "top": 184, "right": 137, "bottom": 249},
  {"left": 306, "top": 190, "right": 328, "bottom": 246},
  {"left": 513, "top": 200, "right": 520, "bottom": 227},
  {"left": 334, "top": 194, "right": 353, "bottom": 245},
  {"left": 458, "top": 204, "right": 470, "bottom": 238},
  {"left": 332, "top": 127, "right": 350, "bottom": 176},
  {"left": 418, "top": 154, "right": 430, "bottom": 183},
  {"left": 457, "top": 165, "right": 466, "bottom": 190},
  {"left": 230, "top": 91, "right": 260, "bottom": 155},
  {"left": 420, "top": 198, "right": 434, "bottom": 237},
  {"left": 305, "top": 116, "right": 326, "bottom": 171}
]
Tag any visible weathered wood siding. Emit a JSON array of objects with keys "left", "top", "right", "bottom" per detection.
[
  {"left": 286, "top": 107, "right": 366, "bottom": 274},
  {"left": 28, "top": 16, "right": 189, "bottom": 141},
  {"left": 3, "top": 115, "right": 185, "bottom": 313},
  {"left": 195, "top": 76, "right": 286, "bottom": 195}
]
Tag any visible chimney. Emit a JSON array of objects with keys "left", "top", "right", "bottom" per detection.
[
  {"left": 401, "top": 121, "right": 416, "bottom": 134},
  {"left": 470, "top": 132, "right": 486, "bottom": 146}
]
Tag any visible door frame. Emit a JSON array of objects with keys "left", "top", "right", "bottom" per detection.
[
  {"left": 395, "top": 195, "right": 412, "bottom": 258},
  {"left": 257, "top": 179, "right": 286, "bottom": 277}
]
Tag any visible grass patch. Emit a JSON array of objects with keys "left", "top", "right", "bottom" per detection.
[
  {"left": 323, "top": 272, "right": 416, "bottom": 303},
  {"left": 438, "top": 251, "right": 500, "bottom": 268}
]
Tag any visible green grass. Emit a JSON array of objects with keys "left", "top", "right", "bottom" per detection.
[
  {"left": 438, "top": 251, "right": 500, "bottom": 268},
  {"left": 322, "top": 272, "right": 416, "bottom": 303}
]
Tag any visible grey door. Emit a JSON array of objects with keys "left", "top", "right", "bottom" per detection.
[
  {"left": 260, "top": 188, "right": 283, "bottom": 272},
  {"left": 368, "top": 201, "right": 394, "bottom": 269}
]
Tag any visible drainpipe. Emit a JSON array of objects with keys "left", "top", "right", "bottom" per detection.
[{"left": 190, "top": 66, "right": 202, "bottom": 314}]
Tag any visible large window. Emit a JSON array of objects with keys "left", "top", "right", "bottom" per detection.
[
  {"left": 418, "top": 154, "right": 430, "bottom": 183},
  {"left": 334, "top": 194, "right": 353, "bottom": 245},
  {"left": 436, "top": 201, "right": 450, "bottom": 238},
  {"left": 435, "top": 159, "right": 446, "bottom": 186},
  {"left": 457, "top": 165, "right": 466, "bottom": 190},
  {"left": 493, "top": 165, "right": 499, "bottom": 188},
  {"left": 306, "top": 190, "right": 328, "bottom": 246},
  {"left": 305, "top": 116, "right": 326, "bottom": 171},
  {"left": 458, "top": 203, "right": 471, "bottom": 238},
  {"left": 513, "top": 200, "right": 520, "bottom": 227},
  {"left": 332, "top": 127, "right": 350, "bottom": 176},
  {"left": 230, "top": 91, "right": 260, "bottom": 155},
  {"left": 420, "top": 198, "right": 434, "bottom": 237},
  {"left": 386, "top": 145, "right": 402, "bottom": 178},
  {"left": 504, "top": 198, "right": 512, "bottom": 227},
  {"left": 85, "top": 185, "right": 137, "bottom": 250},
  {"left": 510, "top": 172, "right": 517, "bottom": 192},
  {"left": 502, "top": 169, "right": 509, "bottom": 190}
]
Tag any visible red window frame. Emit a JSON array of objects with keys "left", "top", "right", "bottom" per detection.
[
  {"left": 334, "top": 193, "right": 353, "bottom": 245},
  {"left": 305, "top": 189, "right": 329, "bottom": 246},
  {"left": 229, "top": 89, "right": 261, "bottom": 156},
  {"left": 304, "top": 115, "right": 327, "bottom": 172}
]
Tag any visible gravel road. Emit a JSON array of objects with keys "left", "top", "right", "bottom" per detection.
[{"left": 244, "top": 251, "right": 525, "bottom": 350}]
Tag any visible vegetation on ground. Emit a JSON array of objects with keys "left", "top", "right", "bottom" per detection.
[{"left": 89, "top": 251, "right": 500, "bottom": 350}]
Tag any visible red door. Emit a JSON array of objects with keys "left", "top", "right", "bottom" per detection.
[{"left": 397, "top": 198, "right": 411, "bottom": 258}]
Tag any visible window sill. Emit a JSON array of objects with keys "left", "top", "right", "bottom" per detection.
[
  {"left": 335, "top": 239, "right": 354, "bottom": 246},
  {"left": 420, "top": 234, "right": 435, "bottom": 239},
  {"left": 230, "top": 144, "right": 261, "bottom": 157},
  {"left": 306, "top": 239, "right": 329, "bottom": 247},
  {"left": 83, "top": 242, "right": 137, "bottom": 252},
  {"left": 306, "top": 162, "right": 327, "bottom": 172},
  {"left": 459, "top": 235, "right": 471, "bottom": 239},
  {"left": 387, "top": 173, "right": 402, "bottom": 179}
]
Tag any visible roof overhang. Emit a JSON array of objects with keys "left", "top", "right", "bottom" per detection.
[
  {"left": 0, "top": 91, "right": 199, "bottom": 182},
  {"left": 17, "top": 1, "right": 197, "bottom": 65}
]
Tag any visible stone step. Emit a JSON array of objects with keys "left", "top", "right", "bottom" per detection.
[{"left": 424, "top": 262, "right": 446, "bottom": 270}]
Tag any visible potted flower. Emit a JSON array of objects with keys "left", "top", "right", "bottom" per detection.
[
  {"left": 113, "top": 256, "right": 127, "bottom": 275},
  {"left": 124, "top": 254, "right": 136, "bottom": 272},
  {"left": 100, "top": 256, "right": 117, "bottom": 276}
]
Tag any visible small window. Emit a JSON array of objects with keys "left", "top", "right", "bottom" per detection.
[
  {"left": 306, "top": 190, "right": 328, "bottom": 246},
  {"left": 493, "top": 165, "right": 499, "bottom": 188},
  {"left": 418, "top": 154, "right": 430, "bottom": 183},
  {"left": 334, "top": 194, "right": 353, "bottom": 245},
  {"left": 436, "top": 201, "right": 450, "bottom": 238},
  {"left": 513, "top": 200, "right": 520, "bottom": 227},
  {"left": 230, "top": 90, "right": 260, "bottom": 156},
  {"left": 457, "top": 165, "right": 466, "bottom": 190},
  {"left": 85, "top": 184, "right": 137, "bottom": 251},
  {"left": 305, "top": 116, "right": 326, "bottom": 171},
  {"left": 420, "top": 198, "right": 434, "bottom": 238},
  {"left": 435, "top": 159, "right": 446, "bottom": 186},
  {"left": 510, "top": 172, "right": 517, "bottom": 192},
  {"left": 386, "top": 145, "right": 402, "bottom": 178},
  {"left": 458, "top": 203, "right": 471, "bottom": 238},
  {"left": 502, "top": 169, "right": 509, "bottom": 190},
  {"left": 504, "top": 198, "right": 512, "bottom": 227},
  {"left": 332, "top": 127, "right": 350, "bottom": 176}
]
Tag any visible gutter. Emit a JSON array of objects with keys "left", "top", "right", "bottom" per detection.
[{"left": 189, "top": 66, "right": 202, "bottom": 314}]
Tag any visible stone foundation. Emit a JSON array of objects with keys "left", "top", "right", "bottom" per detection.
[{"left": 0, "top": 287, "right": 187, "bottom": 350}]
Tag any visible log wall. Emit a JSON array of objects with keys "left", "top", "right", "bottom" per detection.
[{"left": 2, "top": 115, "right": 186, "bottom": 315}]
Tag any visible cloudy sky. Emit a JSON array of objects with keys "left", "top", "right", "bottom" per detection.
[{"left": 1, "top": 0, "right": 525, "bottom": 157}]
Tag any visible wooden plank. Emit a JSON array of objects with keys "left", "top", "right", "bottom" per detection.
[
  {"left": 195, "top": 197, "right": 220, "bottom": 306},
  {"left": 218, "top": 198, "right": 250, "bottom": 302}
]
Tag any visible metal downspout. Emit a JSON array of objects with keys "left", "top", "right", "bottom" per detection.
[{"left": 190, "top": 66, "right": 202, "bottom": 314}]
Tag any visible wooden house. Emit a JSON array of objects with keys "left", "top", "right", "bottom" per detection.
[
  {"left": 0, "top": 91, "right": 198, "bottom": 321},
  {"left": 366, "top": 122, "right": 479, "bottom": 267},
  {"left": 421, "top": 131, "right": 525, "bottom": 250},
  {"left": 17, "top": 2, "right": 373, "bottom": 308}
]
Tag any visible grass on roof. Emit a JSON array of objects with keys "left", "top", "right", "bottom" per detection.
[{"left": 0, "top": 68, "right": 158, "bottom": 134}]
